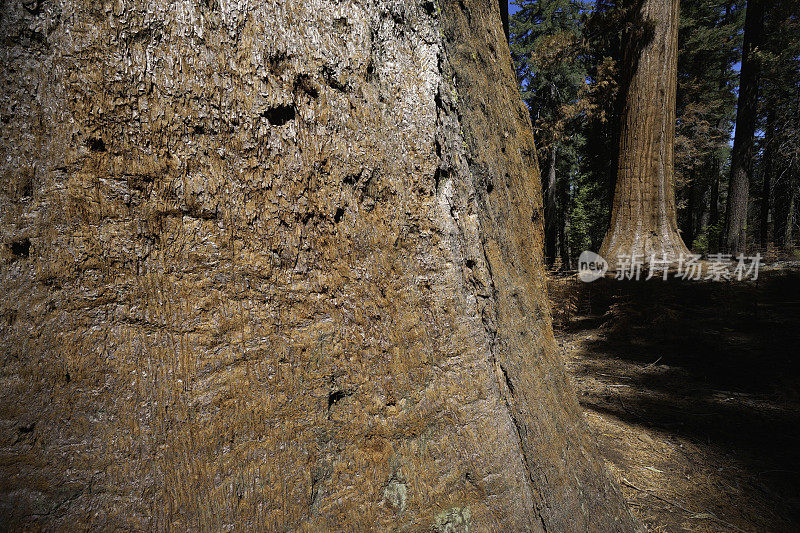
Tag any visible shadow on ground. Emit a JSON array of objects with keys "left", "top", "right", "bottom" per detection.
[{"left": 551, "top": 267, "right": 800, "bottom": 532}]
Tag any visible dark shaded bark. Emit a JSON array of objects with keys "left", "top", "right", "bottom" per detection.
[
  {"left": 722, "top": 0, "right": 764, "bottom": 254},
  {"left": 439, "top": 1, "right": 639, "bottom": 528},
  {"left": 600, "top": 0, "right": 690, "bottom": 267},
  {"left": 682, "top": 172, "right": 704, "bottom": 248},
  {"left": 774, "top": 170, "right": 796, "bottom": 248},
  {"left": 500, "top": 0, "right": 510, "bottom": 42}
]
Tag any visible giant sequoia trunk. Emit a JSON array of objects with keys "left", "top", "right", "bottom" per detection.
[
  {"left": 600, "top": 0, "right": 690, "bottom": 267},
  {"left": 0, "top": 0, "right": 636, "bottom": 530},
  {"left": 723, "top": 0, "right": 764, "bottom": 254}
]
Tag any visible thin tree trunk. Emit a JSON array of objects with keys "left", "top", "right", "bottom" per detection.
[
  {"left": 775, "top": 169, "right": 797, "bottom": 249},
  {"left": 544, "top": 144, "right": 558, "bottom": 267},
  {"left": 760, "top": 107, "right": 776, "bottom": 250},
  {"left": 708, "top": 2, "right": 731, "bottom": 240},
  {"left": 558, "top": 174, "right": 572, "bottom": 269},
  {"left": 710, "top": 155, "right": 721, "bottom": 228},
  {"left": 723, "top": 0, "right": 764, "bottom": 254},
  {"left": 600, "top": 0, "right": 690, "bottom": 267},
  {"left": 788, "top": 184, "right": 796, "bottom": 247},
  {"left": 683, "top": 173, "right": 701, "bottom": 248}
]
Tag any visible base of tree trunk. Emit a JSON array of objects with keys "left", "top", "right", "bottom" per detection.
[{"left": 601, "top": 225, "right": 690, "bottom": 269}]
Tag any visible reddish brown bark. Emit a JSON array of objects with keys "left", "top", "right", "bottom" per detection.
[{"left": 600, "top": 0, "right": 690, "bottom": 267}]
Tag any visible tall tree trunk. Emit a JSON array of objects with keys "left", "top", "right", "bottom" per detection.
[
  {"left": 600, "top": 0, "right": 690, "bottom": 267},
  {"left": 544, "top": 144, "right": 558, "bottom": 267},
  {"left": 0, "top": 0, "right": 637, "bottom": 530},
  {"left": 710, "top": 155, "right": 721, "bottom": 228},
  {"left": 774, "top": 169, "right": 797, "bottom": 249},
  {"left": 760, "top": 106, "right": 776, "bottom": 250},
  {"left": 788, "top": 186, "right": 797, "bottom": 247},
  {"left": 722, "top": 0, "right": 764, "bottom": 254},
  {"left": 683, "top": 173, "right": 701, "bottom": 248},
  {"left": 558, "top": 175, "right": 572, "bottom": 269},
  {"left": 787, "top": 183, "right": 796, "bottom": 248}
]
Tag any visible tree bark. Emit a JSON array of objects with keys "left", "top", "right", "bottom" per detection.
[
  {"left": 774, "top": 169, "right": 797, "bottom": 249},
  {"left": 682, "top": 172, "right": 702, "bottom": 248},
  {"left": 722, "top": 0, "right": 764, "bottom": 254},
  {"left": 600, "top": 0, "right": 690, "bottom": 268},
  {"left": 0, "top": 0, "right": 637, "bottom": 530}
]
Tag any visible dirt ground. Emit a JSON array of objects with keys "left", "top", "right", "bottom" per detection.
[{"left": 550, "top": 266, "right": 800, "bottom": 532}]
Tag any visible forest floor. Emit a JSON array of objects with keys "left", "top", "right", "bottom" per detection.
[{"left": 549, "top": 265, "right": 800, "bottom": 532}]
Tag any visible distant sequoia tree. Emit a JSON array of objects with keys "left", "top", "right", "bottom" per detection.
[
  {"left": 600, "top": 0, "right": 691, "bottom": 267},
  {"left": 1, "top": 0, "right": 636, "bottom": 531}
]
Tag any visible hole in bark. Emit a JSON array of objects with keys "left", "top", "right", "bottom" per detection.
[
  {"left": 262, "top": 105, "right": 296, "bottom": 126},
  {"left": 193, "top": 125, "right": 205, "bottom": 134},
  {"left": 294, "top": 75, "right": 319, "bottom": 98},
  {"left": 334, "top": 207, "right": 344, "bottom": 223},
  {"left": 333, "top": 17, "right": 349, "bottom": 31},
  {"left": 321, "top": 65, "right": 348, "bottom": 92},
  {"left": 486, "top": 179, "right": 494, "bottom": 194},
  {"left": 18, "top": 172, "right": 34, "bottom": 198},
  {"left": 268, "top": 51, "right": 288, "bottom": 75},
  {"left": 422, "top": 0, "right": 435, "bottom": 16},
  {"left": 433, "top": 167, "right": 442, "bottom": 191},
  {"left": 10, "top": 238, "right": 30, "bottom": 257},
  {"left": 86, "top": 137, "right": 106, "bottom": 152},
  {"left": 465, "top": 259, "right": 475, "bottom": 269},
  {"left": 328, "top": 390, "right": 349, "bottom": 409},
  {"left": 365, "top": 61, "right": 376, "bottom": 82},
  {"left": 344, "top": 169, "right": 363, "bottom": 186}
]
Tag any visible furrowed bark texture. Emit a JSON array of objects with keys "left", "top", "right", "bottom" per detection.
[
  {"left": 1, "top": 0, "right": 636, "bottom": 530},
  {"left": 600, "top": 0, "right": 690, "bottom": 267}
]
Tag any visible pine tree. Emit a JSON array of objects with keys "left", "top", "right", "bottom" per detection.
[
  {"left": 722, "top": 0, "right": 764, "bottom": 254},
  {"left": 760, "top": 1, "right": 800, "bottom": 250}
]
